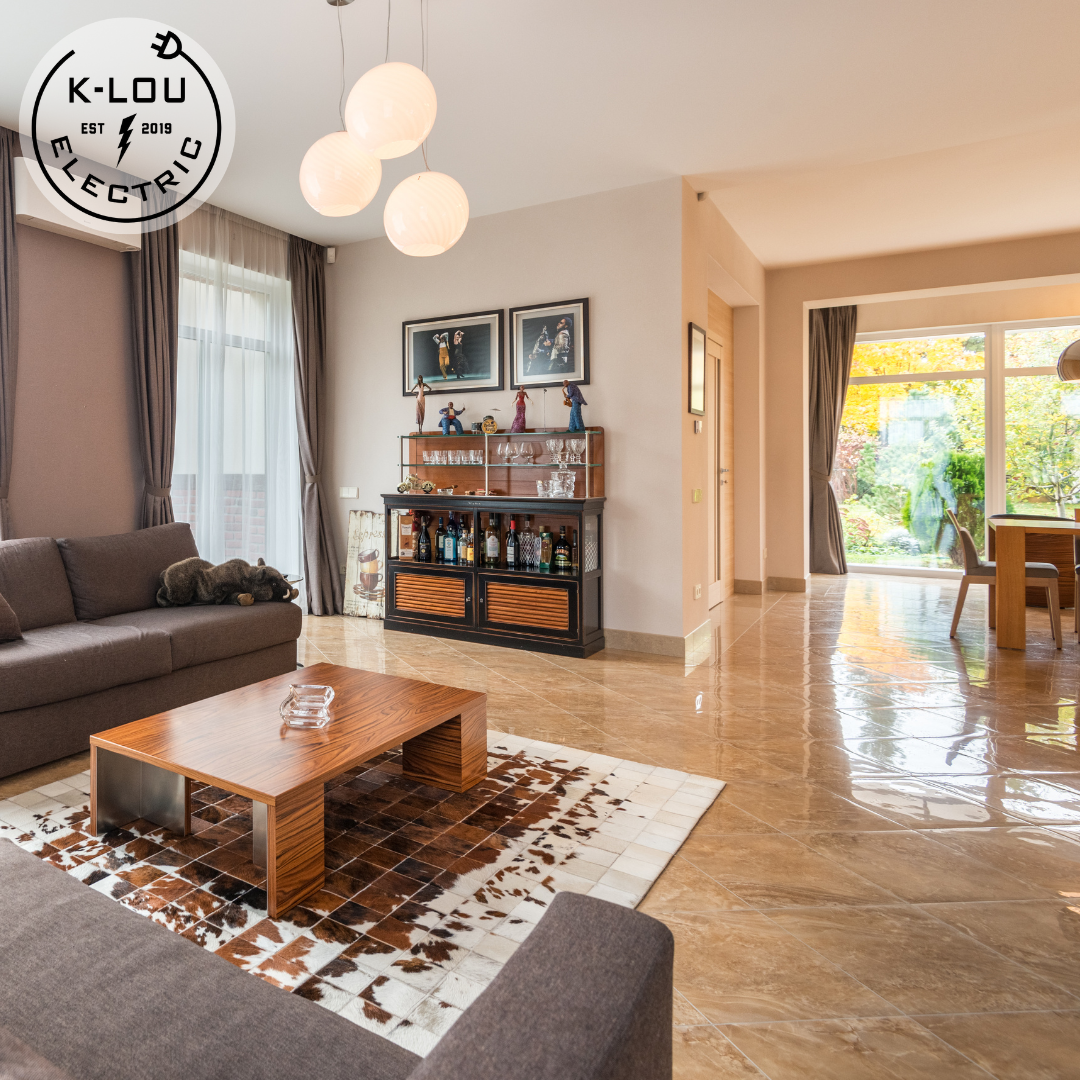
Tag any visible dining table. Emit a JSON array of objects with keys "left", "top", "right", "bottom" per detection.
[{"left": 987, "top": 513, "right": 1080, "bottom": 650}]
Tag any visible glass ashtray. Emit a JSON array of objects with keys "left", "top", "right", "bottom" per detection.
[{"left": 280, "top": 684, "right": 335, "bottom": 729}]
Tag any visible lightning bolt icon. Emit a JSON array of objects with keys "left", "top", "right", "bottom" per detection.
[{"left": 116, "top": 113, "right": 136, "bottom": 167}]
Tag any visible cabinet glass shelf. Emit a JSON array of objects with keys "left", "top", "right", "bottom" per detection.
[
  {"left": 411, "top": 462, "right": 600, "bottom": 468},
  {"left": 400, "top": 428, "right": 603, "bottom": 499},
  {"left": 401, "top": 429, "right": 600, "bottom": 439}
]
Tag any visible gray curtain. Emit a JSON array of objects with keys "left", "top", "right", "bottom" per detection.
[
  {"left": 0, "top": 128, "right": 19, "bottom": 540},
  {"left": 130, "top": 220, "right": 179, "bottom": 528},
  {"left": 809, "top": 305, "right": 857, "bottom": 574},
  {"left": 289, "top": 236, "right": 342, "bottom": 616}
]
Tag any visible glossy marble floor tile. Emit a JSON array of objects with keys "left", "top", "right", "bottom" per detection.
[{"left": 6, "top": 572, "right": 1080, "bottom": 1074}]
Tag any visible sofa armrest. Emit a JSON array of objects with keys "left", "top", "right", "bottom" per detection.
[{"left": 410, "top": 892, "right": 673, "bottom": 1080}]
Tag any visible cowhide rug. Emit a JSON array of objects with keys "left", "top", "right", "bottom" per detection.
[{"left": 0, "top": 733, "right": 722, "bottom": 1057}]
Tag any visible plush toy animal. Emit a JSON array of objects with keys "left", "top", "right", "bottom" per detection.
[{"left": 156, "top": 557, "right": 300, "bottom": 608}]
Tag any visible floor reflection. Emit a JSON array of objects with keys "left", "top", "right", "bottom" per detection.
[{"left": 287, "top": 573, "right": 1080, "bottom": 1075}]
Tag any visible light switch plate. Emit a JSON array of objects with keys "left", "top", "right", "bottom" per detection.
[
  {"left": 339, "top": 486, "right": 359, "bottom": 499},
  {"left": 691, "top": 488, "right": 702, "bottom": 503}
]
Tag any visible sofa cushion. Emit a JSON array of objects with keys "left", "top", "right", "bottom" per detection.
[
  {"left": 0, "top": 593, "right": 21, "bottom": 643},
  {"left": 0, "top": 539, "right": 76, "bottom": 631},
  {"left": 57, "top": 523, "right": 199, "bottom": 621},
  {"left": 93, "top": 601, "right": 303, "bottom": 671},
  {"left": 0, "top": 623, "right": 172, "bottom": 713},
  {"left": 0, "top": 842, "right": 419, "bottom": 1080}
]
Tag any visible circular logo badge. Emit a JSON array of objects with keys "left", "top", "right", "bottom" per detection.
[{"left": 19, "top": 18, "right": 235, "bottom": 233}]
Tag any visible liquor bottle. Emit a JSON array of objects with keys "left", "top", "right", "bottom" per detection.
[
  {"left": 434, "top": 517, "right": 446, "bottom": 563},
  {"left": 506, "top": 518, "right": 518, "bottom": 569},
  {"left": 521, "top": 515, "right": 537, "bottom": 568},
  {"left": 553, "top": 525, "right": 570, "bottom": 570},
  {"left": 417, "top": 518, "right": 431, "bottom": 562},
  {"left": 539, "top": 526, "right": 553, "bottom": 570},
  {"left": 445, "top": 514, "right": 457, "bottom": 565},
  {"left": 485, "top": 514, "right": 501, "bottom": 568},
  {"left": 466, "top": 520, "right": 475, "bottom": 566},
  {"left": 571, "top": 527, "right": 579, "bottom": 572}
]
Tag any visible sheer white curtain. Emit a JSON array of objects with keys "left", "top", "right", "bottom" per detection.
[{"left": 174, "top": 206, "right": 301, "bottom": 576}]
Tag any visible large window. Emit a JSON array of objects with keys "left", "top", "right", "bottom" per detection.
[
  {"left": 837, "top": 319, "right": 1080, "bottom": 569},
  {"left": 174, "top": 209, "right": 300, "bottom": 575}
]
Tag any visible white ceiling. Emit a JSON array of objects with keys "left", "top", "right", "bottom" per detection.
[{"left": 2, "top": 0, "right": 1079, "bottom": 267}]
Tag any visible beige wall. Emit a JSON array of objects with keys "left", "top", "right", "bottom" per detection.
[
  {"left": 765, "top": 229, "right": 1080, "bottom": 585},
  {"left": 680, "top": 182, "right": 766, "bottom": 633},
  {"left": 10, "top": 224, "right": 141, "bottom": 539},
  {"left": 326, "top": 179, "right": 685, "bottom": 639}
]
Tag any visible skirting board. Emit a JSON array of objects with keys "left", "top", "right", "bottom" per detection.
[
  {"left": 602, "top": 627, "right": 685, "bottom": 657},
  {"left": 734, "top": 579, "right": 763, "bottom": 595},
  {"left": 684, "top": 618, "right": 712, "bottom": 661},
  {"left": 603, "top": 621, "right": 712, "bottom": 661},
  {"left": 767, "top": 576, "right": 808, "bottom": 592}
]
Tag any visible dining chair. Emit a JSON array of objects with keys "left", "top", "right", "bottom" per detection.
[
  {"left": 946, "top": 508, "right": 1062, "bottom": 647},
  {"left": 990, "top": 513, "right": 1080, "bottom": 640}
]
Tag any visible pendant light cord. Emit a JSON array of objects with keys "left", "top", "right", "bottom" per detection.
[
  {"left": 420, "top": 0, "right": 430, "bottom": 170},
  {"left": 337, "top": 0, "right": 347, "bottom": 130},
  {"left": 385, "top": 0, "right": 392, "bottom": 63}
]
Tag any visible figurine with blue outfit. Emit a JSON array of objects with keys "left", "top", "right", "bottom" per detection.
[
  {"left": 562, "top": 380, "right": 587, "bottom": 432},
  {"left": 439, "top": 401, "right": 465, "bottom": 435}
]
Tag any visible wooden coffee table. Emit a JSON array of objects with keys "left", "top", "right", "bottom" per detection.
[{"left": 89, "top": 663, "right": 487, "bottom": 916}]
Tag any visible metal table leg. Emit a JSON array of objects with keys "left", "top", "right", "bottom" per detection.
[{"left": 90, "top": 746, "right": 190, "bottom": 835}]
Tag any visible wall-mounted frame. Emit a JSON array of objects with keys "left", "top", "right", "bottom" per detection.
[
  {"left": 688, "top": 322, "right": 706, "bottom": 416},
  {"left": 402, "top": 309, "right": 504, "bottom": 396},
  {"left": 509, "top": 298, "right": 590, "bottom": 389}
]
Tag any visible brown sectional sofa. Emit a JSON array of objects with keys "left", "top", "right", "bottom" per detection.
[{"left": 0, "top": 523, "right": 302, "bottom": 778}]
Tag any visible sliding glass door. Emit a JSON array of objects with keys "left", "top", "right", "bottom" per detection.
[{"left": 838, "top": 318, "right": 1080, "bottom": 569}]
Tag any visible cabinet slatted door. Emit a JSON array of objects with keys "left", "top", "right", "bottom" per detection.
[
  {"left": 394, "top": 573, "right": 466, "bottom": 619},
  {"left": 485, "top": 582, "right": 569, "bottom": 630}
]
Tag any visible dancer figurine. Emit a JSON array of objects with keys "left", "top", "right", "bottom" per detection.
[
  {"left": 410, "top": 375, "right": 428, "bottom": 432},
  {"left": 562, "top": 380, "right": 587, "bottom": 432},
  {"left": 439, "top": 401, "right": 465, "bottom": 435},
  {"left": 510, "top": 388, "right": 530, "bottom": 433}
]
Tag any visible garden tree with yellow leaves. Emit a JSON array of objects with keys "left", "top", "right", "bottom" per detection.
[
  {"left": 837, "top": 325, "right": 1080, "bottom": 565},
  {"left": 836, "top": 334, "right": 986, "bottom": 566},
  {"left": 1005, "top": 374, "right": 1080, "bottom": 516}
]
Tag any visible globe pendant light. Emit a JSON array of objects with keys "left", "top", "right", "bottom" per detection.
[
  {"left": 345, "top": 62, "right": 437, "bottom": 159},
  {"left": 299, "top": 132, "right": 382, "bottom": 217},
  {"left": 383, "top": 171, "right": 469, "bottom": 257}
]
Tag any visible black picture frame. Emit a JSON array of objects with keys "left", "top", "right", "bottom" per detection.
[
  {"left": 689, "top": 322, "right": 706, "bottom": 416},
  {"left": 509, "top": 298, "right": 590, "bottom": 389},
  {"left": 402, "top": 309, "right": 505, "bottom": 396}
]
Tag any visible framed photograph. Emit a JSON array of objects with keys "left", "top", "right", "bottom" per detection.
[
  {"left": 688, "top": 322, "right": 706, "bottom": 416},
  {"left": 343, "top": 509, "right": 385, "bottom": 619},
  {"left": 509, "top": 298, "right": 589, "bottom": 389},
  {"left": 402, "top": 309, "right": 504, "bottom": 396}
]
